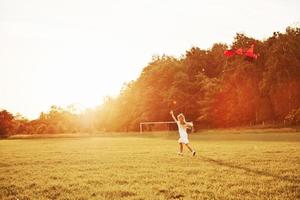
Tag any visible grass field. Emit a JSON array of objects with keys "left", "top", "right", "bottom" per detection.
[{"left": 1, "top": 130, "right": 300, "bottom": 200}]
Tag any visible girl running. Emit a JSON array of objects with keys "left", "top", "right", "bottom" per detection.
[{"left": 170, "top": 110, "right": 196, "bottom": 156}]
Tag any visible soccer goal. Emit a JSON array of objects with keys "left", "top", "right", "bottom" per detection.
[{"left": 139, "top": 121, "right": 177, "bottom": 133}]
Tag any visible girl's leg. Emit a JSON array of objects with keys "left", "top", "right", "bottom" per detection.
[
  {"left": 185, "top": 144, "right": 194, "bottom": 152},
  {"left": 179, "top": 143, "right": 183, "bottom": 153}
]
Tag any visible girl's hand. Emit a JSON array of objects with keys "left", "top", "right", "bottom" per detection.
[
  {"left": 186, "top": 122, "right": 193, "bottom": 129},
  {"left": 170, "top": 110, "right": 174, "bottom": 115}
]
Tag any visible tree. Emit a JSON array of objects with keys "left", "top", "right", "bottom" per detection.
[{"left": 0, "top": 110, "right": 14, "bottom": 137}]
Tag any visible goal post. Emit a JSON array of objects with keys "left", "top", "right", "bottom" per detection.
[{"left": 139, "top": 121, "right": 177, "bottom": 133}]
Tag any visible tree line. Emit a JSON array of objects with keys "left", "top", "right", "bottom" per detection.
[{"left": 1, "top": 27, "right": 300, "bottom": 136}]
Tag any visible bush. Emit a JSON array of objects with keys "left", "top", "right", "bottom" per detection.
[{"left": 285, "top": 108, "right": 300, "bottom": 125}]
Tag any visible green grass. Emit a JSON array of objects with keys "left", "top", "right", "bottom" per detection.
[{"left": 0, "top": 131, "right": 300, "bottom": 200}]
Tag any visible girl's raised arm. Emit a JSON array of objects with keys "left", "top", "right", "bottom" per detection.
[{"left": 170, "top": 110, "right": 177, "bottom": 122}]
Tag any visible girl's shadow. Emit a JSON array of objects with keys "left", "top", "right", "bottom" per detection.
[{"left": 199, "top": 156, "right": 300, "bottom": 184}]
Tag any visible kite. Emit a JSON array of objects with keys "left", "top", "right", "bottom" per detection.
[{"left": 224, "top": 44, "right": 259, "bottom": 60}]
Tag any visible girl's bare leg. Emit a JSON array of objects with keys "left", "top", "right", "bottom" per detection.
[
  {"left": 179, "top": 143, "right": 183, "bottom": 153},
  {"left": 185, "top": 144, "right": 194, "bottom": 152}
]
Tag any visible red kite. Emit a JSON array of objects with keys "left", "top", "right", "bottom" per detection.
[{"left": 224, "top": 44, "right": 258, "bottom": 59}]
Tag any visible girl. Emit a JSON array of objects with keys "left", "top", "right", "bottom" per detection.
[{"left": 170, "top": 110, "right": 196, "bottom": 156}]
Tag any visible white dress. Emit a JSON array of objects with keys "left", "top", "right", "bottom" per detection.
[{"left": 177, "top": 121, "right": 189, "bottom": 144}]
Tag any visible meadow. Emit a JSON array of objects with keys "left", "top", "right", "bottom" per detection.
[{"left": 0, "top": 130, "right": 300, "bottom": 200}]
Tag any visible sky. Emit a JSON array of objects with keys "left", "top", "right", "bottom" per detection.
[{"left": 0, "top": 0, "right": 300, "bottom": 119}]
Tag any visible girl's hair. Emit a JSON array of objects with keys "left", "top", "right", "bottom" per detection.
[{"left": 177, "top": 113, "right": 186, "bottom": 124}]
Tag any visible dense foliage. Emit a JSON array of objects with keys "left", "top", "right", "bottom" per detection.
[
  {"left": 95, "top": 27, "right": 300, "bottom": 131},
  {"left": 1, "top": 27, "right": 300, "bottom": 136}
]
